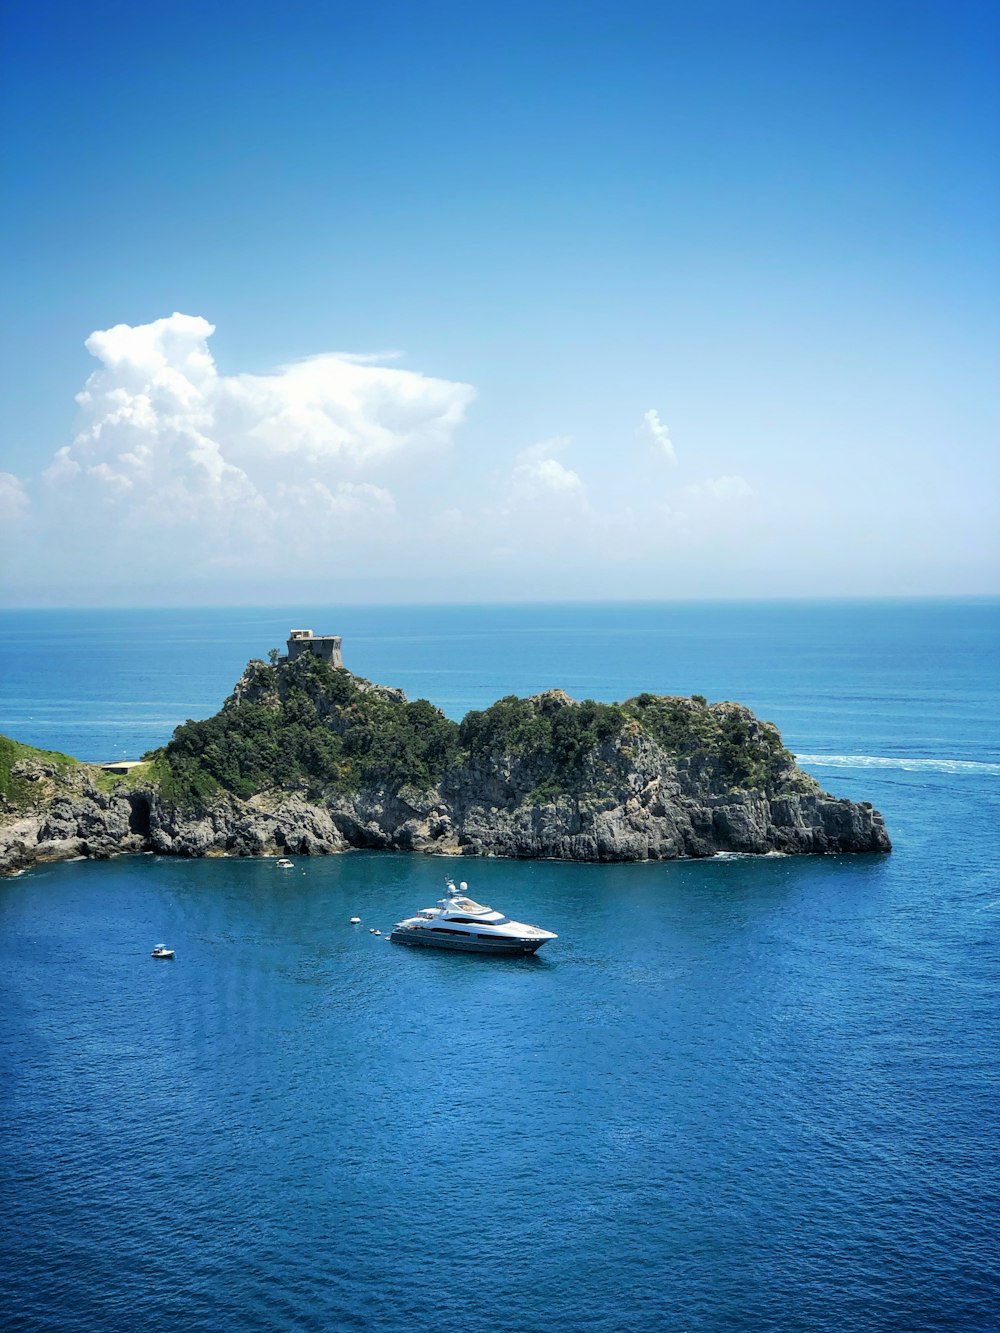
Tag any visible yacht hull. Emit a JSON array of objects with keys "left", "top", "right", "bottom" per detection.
[{"left": 389, "top": 929, "right": 548, "bottom": 955}]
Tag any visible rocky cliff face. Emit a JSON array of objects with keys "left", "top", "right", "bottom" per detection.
[
  {"left": 0, "top": 662, "right": 891, "bottom": 876},
  {"left": 0, "top": 761, "right": 152, "bottom": 875}
]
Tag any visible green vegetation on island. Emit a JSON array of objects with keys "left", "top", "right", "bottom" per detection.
[
  {"left": 147, "top": 650, "right": 803, "bottom": 810},
  {"left": 150, "top": 653, "right": 460, "bottom": 806}
]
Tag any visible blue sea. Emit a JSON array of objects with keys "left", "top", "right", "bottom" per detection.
[{"left": 1, "top": 601, "right": 998, "bottom": 1331}]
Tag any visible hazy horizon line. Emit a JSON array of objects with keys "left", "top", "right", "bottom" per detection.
[{"left": 2, "top": 592, "right": 998, "bottom": 614}]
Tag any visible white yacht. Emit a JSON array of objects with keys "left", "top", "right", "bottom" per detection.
[{"left": 390, "top": 881, "right": 557, "bottom": 956}]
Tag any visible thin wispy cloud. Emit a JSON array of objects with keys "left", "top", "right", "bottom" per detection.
[
  {"left": 643, "top": 409, "right": 676, "bottom": 465},
  {"left": 685, "top": 475, "right": 755, "bottom": 502},
  {"left": 0, "top": 472, "right": 29, "bottom": 521},
  {"left": 515, "top": 435, "right": 574, "bottom": 464},
  {"left": 272, "top": 478, "right": 396, "bottom": 519}
]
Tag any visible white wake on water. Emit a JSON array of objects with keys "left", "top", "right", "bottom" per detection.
[{"left": 795, "top": 754, "right": 999, "bottom": 775}]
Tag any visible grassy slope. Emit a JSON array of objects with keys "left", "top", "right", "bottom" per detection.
[
  {"left": 0, "top": 735, "right": 158, "bottom": 808},
  {"left": 0, "top": 735, "right": 80, "bottom": 810},
  {"left": 89, "top": 761, "right": 156, "bottom": 795}
]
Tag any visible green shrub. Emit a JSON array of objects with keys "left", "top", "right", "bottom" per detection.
[
  {"left": 460, "top": 694, "right": 627, "bottom": 796},
  {"left": 155, "top": 658, "right": 460, "bottom": 808}
]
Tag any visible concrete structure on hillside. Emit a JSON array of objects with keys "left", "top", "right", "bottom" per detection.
[{"left": 285, "top": 629, "right": 344, "bottom": 668}]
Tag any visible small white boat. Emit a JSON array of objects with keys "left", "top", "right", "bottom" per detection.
[
  {"left": 350, "top": 916, "right": 361, "bottom": 924},
  {"left": 276, "top": 858, "right": 294, "bottom": 869},
  {"left": 151, "top": 945, "right": 174, "bottom": 959}
]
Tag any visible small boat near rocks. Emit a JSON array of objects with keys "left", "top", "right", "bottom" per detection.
[{"left": 276, "top": 858, "right": 294, "bottom": 869}]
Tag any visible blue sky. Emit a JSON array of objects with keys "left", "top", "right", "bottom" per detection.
[{"left": 1, "top": 0, "right": 997, "bottom": 603}]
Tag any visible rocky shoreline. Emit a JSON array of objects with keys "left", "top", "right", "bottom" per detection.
[{"left": 0, "top": 657, "right": 891, "bottom": 877}]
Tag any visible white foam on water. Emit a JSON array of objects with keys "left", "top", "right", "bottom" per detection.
[{"left": 795, "top": 754, "right": 1000, "bottom": 776}]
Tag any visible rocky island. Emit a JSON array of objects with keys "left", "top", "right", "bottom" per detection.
[{"left": 0, "top": 631, "right": 891, "bottom": 877}]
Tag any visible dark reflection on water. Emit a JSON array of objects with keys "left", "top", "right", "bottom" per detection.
[{"left": 2, "top": 782, "right": 998, "bottom": 1332}]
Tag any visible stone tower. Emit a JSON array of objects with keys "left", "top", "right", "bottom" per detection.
[{"left": 285, "top": 629, "right": 344, "bottom": 668}]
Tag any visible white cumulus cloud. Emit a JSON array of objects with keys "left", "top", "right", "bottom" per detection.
[
  {"left": 47, "top": 312, "right": 475, "bottom": 534},
  {"left": 510, "top": 437, "right": 586, "bottom": 504},
  {"left": 513, "top": 457, "right": 585, "bottom": 496},
  {"left": 643, "top": 408, "right": 676, "bottom": 465},
  {"left": 5, "top": 332, "right": 772, "bottom": 603},
  {"left": 515, "top": 434, "right": 573, "bottom": 465}
]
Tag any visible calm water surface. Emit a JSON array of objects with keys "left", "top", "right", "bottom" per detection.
[{"left": 1, "top": 601, "right": 998, "bottom": 1330}]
